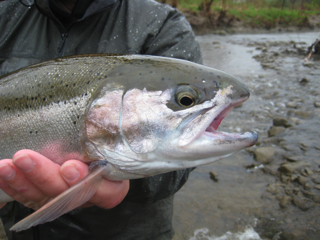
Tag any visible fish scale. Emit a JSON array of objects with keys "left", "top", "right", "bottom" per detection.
[{"left": 0, "top": 54, "right": 257, "bottom": 231}]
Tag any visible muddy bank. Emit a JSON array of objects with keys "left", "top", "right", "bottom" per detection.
[
  {"left": 173, "top": 32, "right": 320, "bottom": 240},
  {"left": 182, "top": 9, "right": 320, "bottom": 35}
]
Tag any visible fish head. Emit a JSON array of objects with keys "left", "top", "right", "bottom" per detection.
[{"left": 85, "top": 55, "right": 258, "bottom": 179}]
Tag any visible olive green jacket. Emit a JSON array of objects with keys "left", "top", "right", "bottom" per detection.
[{"left": 0, "top": 0, "right": 202, "bottom": 239}]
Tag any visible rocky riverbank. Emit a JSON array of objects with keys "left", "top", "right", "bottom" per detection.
[{"left": 173, "top": 32, "right": 320, "bottom": 240}]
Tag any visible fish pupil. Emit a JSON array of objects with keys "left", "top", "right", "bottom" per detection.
[{"left": 180, "top": 96, "right": 194, "bottom": 107}]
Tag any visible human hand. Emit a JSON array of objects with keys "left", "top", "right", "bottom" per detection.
[{"left": 0, "top": 149, "right": 129, "bottom": 210}]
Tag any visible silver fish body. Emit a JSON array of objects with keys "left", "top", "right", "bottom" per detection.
[{"left": 0, "top": 54, "right": 258, "bottom": 231}]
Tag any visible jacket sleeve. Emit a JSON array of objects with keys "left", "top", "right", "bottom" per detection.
[{"left": 143, "top": 5, "right": 203, "bottom": 64}]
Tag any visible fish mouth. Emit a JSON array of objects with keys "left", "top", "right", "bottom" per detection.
[
  {"left": 178, "top": 96, "right": 258, "bottom": 152},
  {"left": 199, "top": 98, "right": 258, "bottom": 148}
]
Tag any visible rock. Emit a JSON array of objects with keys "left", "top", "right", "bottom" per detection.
[
  {"left": 266, "top": 183, "right": 282, "bottom": 194},
  {"left": 278, "top": 161, "right": 311, "bottom": 174},
  {"left": 279, "top": 195, "right": 292, "bottom": 208},
  {"left": 304, "top": 183, "right": 312, "bottom": 190},
  {"left": 268, "top": 126, "right": 286, "bottom": 137},
  {"left": 314, "top": 102, "right": 320, "bottom": 108},
  {"left": 311, "top": 176, "right": 320, "bottom": 184},
  {"left": 299, "top": 78, "right": 309, "bottom": 86},
  {"left": 297, "top": 176, "right": 308, "bottom": 185},
  {"left": 303, "top": 61, "right": 315, "bottom": 68},
  {"left": 285, "top": 155, "right": 303, "bottom": 162},
  {"left": 295, "top": 110, "right": 312, "bottom": 119},
  {"left": 273, "top": 117, "right": 291, "bottom": 127},
  {"left": 293, "top": 195, "right": 315, "bottom": 210},
  {"left": 254, "top": 147, "right": 275, "bottom": 164},
  {"left": 300, "top": 167, "right": 313, "bottom": 176},
  {"left": 286, "top": 101, "right": 298, "bottom": 109},
  {"left": 212, "top": 41, "right": 220, "bottom": 45},
  {"left": 314, "top": 184, "right": 320, "bottom": 190},
  {"left": 209, "top": 171, "right": 218, "bottom": 182}
]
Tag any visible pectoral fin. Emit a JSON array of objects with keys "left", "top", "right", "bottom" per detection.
[{"left": 11, "top": 161, "right": 109, "bottom": 232}]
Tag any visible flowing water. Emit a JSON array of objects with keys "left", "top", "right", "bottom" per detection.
[{"left": 173, "top": 32, "right": 320, "bottom": 240}]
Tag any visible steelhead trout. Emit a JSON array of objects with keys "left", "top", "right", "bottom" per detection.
[{"left": 0, "top": 54, "right": 257, "bottom": 231}]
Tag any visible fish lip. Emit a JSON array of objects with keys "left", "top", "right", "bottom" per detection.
[
  {"left": 196, "top": 95, "right": 258, "bottom": 147},
  {"left": 204, "top": 97, "right": 247, "bottom": 134}
]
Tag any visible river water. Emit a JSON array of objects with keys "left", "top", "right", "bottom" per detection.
[{"left": 173, "top": 32, "right": 320, "bottom": 240}]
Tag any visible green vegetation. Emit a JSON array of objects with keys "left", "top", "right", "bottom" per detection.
[{"left": 161, "top": 0, "right": 320, "bottom": 28}]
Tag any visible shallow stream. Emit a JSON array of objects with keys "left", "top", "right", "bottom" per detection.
[{"left": 173, "top": 32, "right": 320, "bottom": 240}]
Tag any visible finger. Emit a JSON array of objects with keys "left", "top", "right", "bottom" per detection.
[
  {"left": 60, "top": 161, "right": 129, "bottom": 209},
  {"left": 0, "top": 160, "right": 51, "bottom": 209},
  {"left": 12, "top": 150, "right": 70, "bottom": 197}
]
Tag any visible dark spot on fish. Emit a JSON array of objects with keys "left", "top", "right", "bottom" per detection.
[
  {"left": 217, "top": 75, "right": 221, "bottom": 79},
  {"left": 87, "top": 81, "right": 90, "bottom": 84},
  {"left": 49, "top": 95, "right": 53, "bottom": 99},
  {"left": 31, "top": 97, "right": 34, "bottom": 100},
  {"left": 15, "top": 98, "right": 18, "bottom": 101},
  {"left": 199, "top": 68, "right": 203, "bottom": 71},
  {"left": 7, "top": 107, "right": 10, "bottom": 111},
  {"left": 35, "top": 96, "right": 38, "bottom": 100},
  {"left": 72, "top": 73, "right": 75, "bottom": 76},
  {"left": 51, "top": 86, "right": 54, "bottom": 89},
  {"left": 60, "top": 81, "right": 63, "bottom": 84},
  {"left": 57, "top": 100, "right": 60, "bottom": 104},
  {"left": 30, "top": 131, "right": 32, "bottom": 134},
  {"left": 210, "top": 72, "right": 213, "bottom": 75},
  {"left": 43, "top": 98, "right": 46, "bottom": 101},
  {"left": 194, "top": 77, "right": 198, "bottom": 80},
  {"left": 74, "top": 102, "right": 77, "bottom": 105},
  {"left": 97, "top": 73, "right": 101, "bottom": 76},
  {"left": 56, "top": 74, "right": 60, "bottom": 77},
  {"left": 18, "top": 114, "right": 20, "bottom": 117},
  {"left": 119, "top": 73, "right": 122, "bottom": 76},
  {"left": 32, "top": 86, "right": 34, "bottom": 89},
  {"left": 38, "top": 84, "right": 41, "bottom": 87},
  {"left": 64, "top": 101, "right": 67, "bottom": 104},
  {"left": 66, "top": 84, "right": 69, "bottom": 87},
  {"left": 140, "top": 60, "right": 144, "bottom": 62},
  {"left": 73, "top": 121, "right": 76, "bottom": 125},
  {"left": 73, "top": 83, "right": 76, "bottom": 87},
  {"left": 149, "top": 71, "right": 153, "bottom": 73},
  {"left": 38, "top": 93, "right": 40, "bottom": 97},
  {"left": 161, "top": 78, "right": 164, "bottom": 81},
  {"left": 77, "top": 115, "right": 80, "bottom": 119},
  {"left": 113, "top": 61, "right": 116, "bottom": 64},
  {"left": 85, "top": 92, "right": 88, "bottom": 96},
  {"left": 139, "top": 73, "right": 142, "bottom": 75},
  {"left": 35, "top": 131, "right": 38, "bottom": 134}
]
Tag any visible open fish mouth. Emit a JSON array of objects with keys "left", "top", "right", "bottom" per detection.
[{"left": 197, "top": 98, "right": 258, "bottom": 150}]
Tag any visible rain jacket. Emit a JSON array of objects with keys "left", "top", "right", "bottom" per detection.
[{"left": 0, "top": 0, "right": 202, "bottom": 239}]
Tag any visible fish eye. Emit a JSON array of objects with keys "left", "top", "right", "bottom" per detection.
[{"left": 175, "top": 85, "right": 198, "bottom": 108}]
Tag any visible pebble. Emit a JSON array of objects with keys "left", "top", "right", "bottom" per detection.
[
  {"left": 268, "top": 126, "right": 286, "bottom": 137},
  {"left": 293, "top": 195, "right": 315, "bottom": 210},
  {"left": 286, "top": 102, "right": 298, "bottom": 109},
  {"left": 299, "top": 78, "right": 309, "bottom": 86},
  {"left": 294, "top": 110, "right": 312, "bottom": 119},
  {"left": 279, "top": 195, "right": 292, "bottom": 208},
  {"left": 285, "top": 155, "right": 303, "bottom": 162},
  {"left": 273, "top": 117, "right": 291, "bottom": 127},
  {"left": 254, "top": 147, "right": 275, "bottom": 164},
  {"left": 209, "top": 171, "right": 218, "bottom": 182},
  {"left": 278, "top": 161, "right": 311, "bottom": 174},
  {"left": 302, "top": 61, "right": 315, "bottom": 68},
  {"left": 297, "top": 176, "right": 308, "bottom": 185}
]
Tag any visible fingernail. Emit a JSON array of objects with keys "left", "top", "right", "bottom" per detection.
[
  {"left": 61, "top": 163, "right": 80, "bottom": 182},
  {"left": 0, "top": 164, "right": 16, "bottom": 180},
  {"left": 13, "top": 155, "right": 35, "bottom": 173}
]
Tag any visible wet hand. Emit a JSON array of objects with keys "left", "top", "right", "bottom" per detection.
[{"left": 0, "top": 150, "right": 129, "bottom": 210}]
